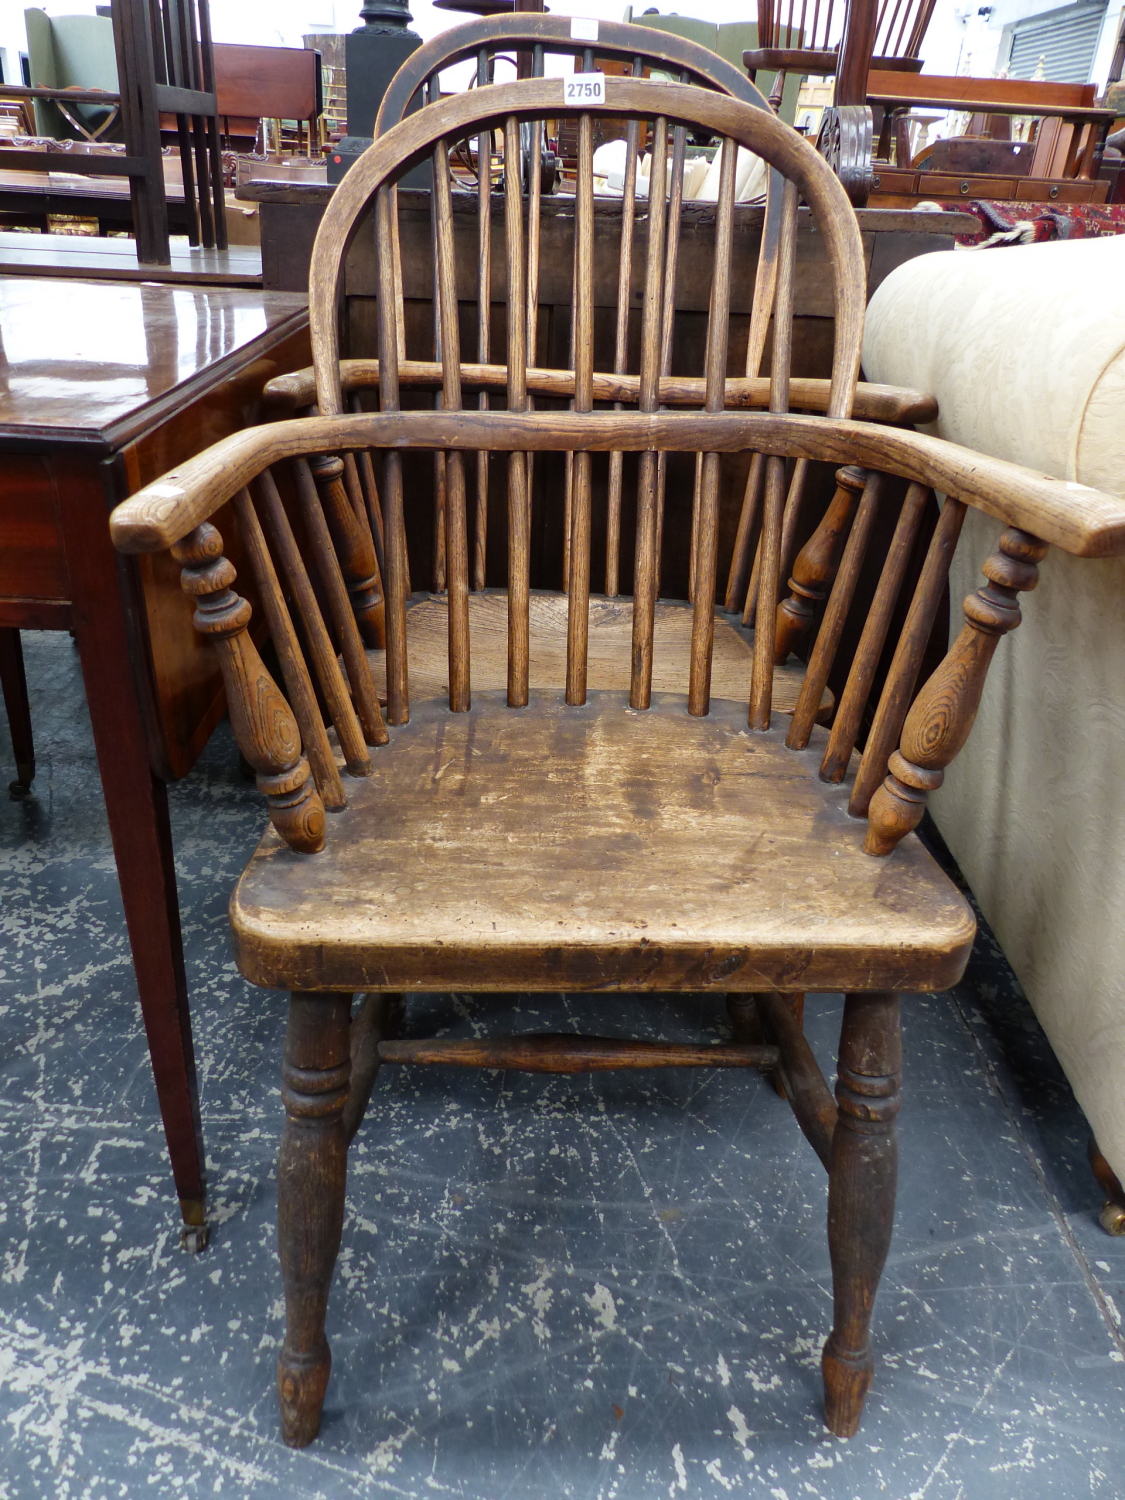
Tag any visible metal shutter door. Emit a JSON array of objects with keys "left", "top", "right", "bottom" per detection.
[{"left": 1007, "top": 1, "right": 1108, "bottom": 82}]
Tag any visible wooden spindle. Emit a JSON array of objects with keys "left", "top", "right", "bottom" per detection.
[
  {"left": 748, "top": 178, "right": 799, "bottom": 731},
  {"left": 774, "top": 465, "right": 866, "bottom": 664},
  {"left": 566, "top": 109, "right": 596, "bottom": 706},
  {"left": 308, "top": 454, "right": 386, "bottom": 650},
  {"left": 605, "top": 93, "right": 642, "bottom": 599},
  {"left": 428, "top": 138, "right": 449, "bottom": 598},
  {"left": 252, "top": 470, "right": 371, "bottom": 778},
  {"left": 864, "top": 528, "right": 1047, "bottom": 856},
  {"left": 724, "top": 173, "right": 787, "bottom": 612},
  {"left": 292, "top": 460, "right": 388, "bottom": 749},
  {"left": 725, "top": 452, "right": 764, "bottom": 613},
  {"left": 653, "top": 105, "right": 689, "bottom": 602},
  {"left": 376, "top": 183, "right": 409, "bottom": 725},
  {"left": 820, "top": 481, "right": 928, "bottom": 784},
  {"left": 475, "top": 61, "right": 493, "bottom": 593},
  {"left": 433, "top": 129, "right": 471, "bottom": 712},
  {"left": 346, "top": 394, "right": 386, "bottom": 578},
  {"left": 786, "top": 471, "right": 883, "bottom": 751},
  {"left": 688, "top": 136, "right": 738, "bottom": 718},
  {"left": 378, "top": 1034, "right": 778, "bottom": 1072},
  {"left": 232, "top": 489, "right": 345, "bottom": 810},
  {"left": 172, "top": 523, "right": 325, "bottom": 853},
  {"left": 504, "top": 114, "right": 530, "bottom": 707},
  {"left": 629, "top": 117, "right": 669, "bottom": 711},
  {"left": 743, "top": 455, "right": 809, "bottom": 632},
  {"left": 849, "top": 497, "right": 966, "bottom": 817}
]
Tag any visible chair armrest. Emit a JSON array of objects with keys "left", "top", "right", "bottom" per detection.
[
  {"left": 262, "top": 360, "right": 938, "bottom": 426},
  {"left": 110, "top": 409, "right": 1125, "bottom": 560}
]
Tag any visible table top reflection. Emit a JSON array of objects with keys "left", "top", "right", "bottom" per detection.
[{"left": 0, "top": 276, "right": 307, "bottom": 445}]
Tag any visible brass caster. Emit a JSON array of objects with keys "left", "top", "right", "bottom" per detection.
[
  {"left": 1099, "top": 1200, "right": 1125, "bottom": 1237},
  {"left": 8, "top": 779, "right": 31, "bottom": 800},
  {"left": 180, "top": 1222, "right": 210, "bottom": 1253}
]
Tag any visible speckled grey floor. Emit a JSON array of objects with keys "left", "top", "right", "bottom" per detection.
[{"left": 1, "top": 628, "right": 1124, "bottom": 1500}]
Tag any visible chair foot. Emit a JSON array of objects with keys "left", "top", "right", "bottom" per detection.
[
  {"left": 9, "top": 776, "right": 32, "bottom": 800},
  {"left": 276, "top": 992, "right": 351, "bottom": 1449},
  {"left": 1100, "top": 1201, "right": 1125, "bottom": 1237},
  {"left": 822, "top": 1339, "right": 873, "bottom": 1437},
  {"left": 278, "top": 1338, "right": 332, "bottom": 1447},
  {"left": 822, "top": 992, "right": 901, "bottom": 1439}
]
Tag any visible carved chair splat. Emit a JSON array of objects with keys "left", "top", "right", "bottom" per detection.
[{"left": 110, "top": 45, "right": 1125, "bottom": 1452}]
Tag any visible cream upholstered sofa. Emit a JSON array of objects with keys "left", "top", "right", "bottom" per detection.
[{"left": 862, "top": 233, "right": 1125, "bottom": 1216}]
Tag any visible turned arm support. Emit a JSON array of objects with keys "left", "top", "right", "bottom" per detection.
[
  {"left": 109, "top": 410, "right": 1125, "bottom": 559},
  {"left": 172, "top": 523, "right": 326, "bottom": 854},
  {"left": 774, "top": 464, "right": 866, "bottom": 662},
  {"left": 864, "top": 526, "right": 1049, "bottom": 857}
]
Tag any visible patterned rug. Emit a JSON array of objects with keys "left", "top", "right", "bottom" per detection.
[{"left": 936, "top": 198, "right": 1125, "bottom": 248}]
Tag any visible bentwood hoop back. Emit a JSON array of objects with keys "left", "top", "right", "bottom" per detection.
[{"left": 110, "top": 40, "right": 1125, "bottom": 1454}]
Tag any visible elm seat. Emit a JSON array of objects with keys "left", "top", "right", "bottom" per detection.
[
  {"left": 365, "top": 591, "right": 835, "bottom": 711},
  {"left": 232, "top": 694, "right": 975, "bottom": 994}
]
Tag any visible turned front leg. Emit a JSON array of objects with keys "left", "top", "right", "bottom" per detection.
[
  {"left": 822, "top": 992, "right": 901, "bottom": 1438},
  {"left": 277, "top": 992, "right": 351, "bottom": 1448}
]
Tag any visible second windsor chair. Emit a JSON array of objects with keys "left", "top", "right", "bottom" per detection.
[{"left": 110, "top": 69, "right": 1125, "bottom": 1452}]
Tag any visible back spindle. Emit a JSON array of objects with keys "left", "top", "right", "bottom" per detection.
[
  {"left": 629, "top": 116, "right": 670, "bottom": 711},
  {"left": 376, "top": 181, "right": 410, "bottom": 724},
  {"left": 565, "top": 105, "right": 596, "bottom": 705},
  {"left": 748, "top": 177, "right": 799, "bottom": 730},
  {"left": 605, "top": 57, "right": 644, "bottom": 599},
  {"left": 724, "top": 173, "right": 785, "bottom": 612},
  {"left": 655, "top": 87, "right": 691, "bottom": 598},
  {"left": 687, "top": 134, "right": 739, "bottom": 717},
  {"left": 433, "top": 120, "right": 471, "bottom": 712},
  {"left": 474, "top": 49, "right": 493, "bottom": 592},
  {"left": 504, "top": 113, "right": 531, "bottom": 707}
]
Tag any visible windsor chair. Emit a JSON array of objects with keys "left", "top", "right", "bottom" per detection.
[
  {"left": 744, "top": 0, "right": 937, "bottom": 109},
  {"left": 110, "top": 73, "right": 1125, "bottom": 1450}
]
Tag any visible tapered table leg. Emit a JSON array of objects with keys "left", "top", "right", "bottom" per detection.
[
  {"left": 0, "top": 628, "right": 35, "bottom": 799},
  {"left": 823, "top": 991, "right": 901, "bottom": 1437},
  {"left": 277, "top": 992, "right": 351, "bottom": 1447},
  {"left": 61, "top": 469, "right": 207, "bottom": 1245}
]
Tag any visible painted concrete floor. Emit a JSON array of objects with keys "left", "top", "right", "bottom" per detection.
[{"left": 1, "top": 628, "right": 1123, "bottom": 1500}]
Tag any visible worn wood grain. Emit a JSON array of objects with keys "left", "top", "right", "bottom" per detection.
[
  {"left": 361, "top": 592, "right": 833, "bottom": 714},
  {"left": 230, "top": 692, "right": 975, "bottom": 994},
  {"left": 378, "top": 1035, "right": 779, "bottom": 1071}
]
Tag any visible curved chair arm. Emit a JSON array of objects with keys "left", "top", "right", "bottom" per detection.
[
  {"left": 110, "top": 409, "right": 1125, "bottom": 559},
  {"left": 263, "top": 360, "right": 939, "bottom": 427}
]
